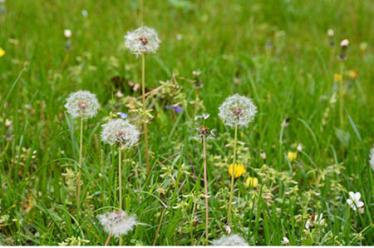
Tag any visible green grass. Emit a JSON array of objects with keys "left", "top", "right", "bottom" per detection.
[{"left": 0, "top": 0, "right": 373, "bottom": 245}]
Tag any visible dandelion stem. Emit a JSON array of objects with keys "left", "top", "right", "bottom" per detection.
[
  {"left": 339, "top": 62, "right": 345, "bottom": 127},
  {"left": 77, "top": 117, "right": 83, "bottom": 214},
  {"left": 228, "top": 123, "right": 238, "bottom": 225},
  {"left": 104, "top": 233, "right": 112, "bottom": 246},
  {"left": 118, "top": 148, "right": 123, "bottom": 210},
  {"left": 141, "top": 54, "right": 151, "bottom": 175},
  {"left": 202, "top": 135, "right": 209, "bottom": 244}
]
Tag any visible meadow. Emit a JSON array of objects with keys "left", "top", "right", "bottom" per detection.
[{"left": 0, "top": 0, "right": 373, "bottom": 246}]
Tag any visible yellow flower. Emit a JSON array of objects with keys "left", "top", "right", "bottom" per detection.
[
  {"left": 0, "top": 48, "right": 5, "bottom": 57},
  {"left": 347, "top": 70, "right": 358, "bottom": 80},
  {"left": 287, "top": 151, "right": 297, "bottom": 162},
  {"left": 228, "top": 163, "right": 246, "bottom": 178},
  {"left": 245, "top": 176, "right": 258, "bottom": 188},
  {"left": 333, "top": 73, "right": 342, "bottom": 82}
]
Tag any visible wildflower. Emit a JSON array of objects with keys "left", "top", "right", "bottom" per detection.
[
  {"left": 211, "top": 234, "right": 248, "bottom": 246},
  {"left": 347, "top": 191, "right": 364, "bottom": 213},
  {"left": 327, "top": 28, "right": 334, "bottom": 47},
  {"left": 101, "top": 119, "right": 139, "bottom": 148},
  {"left": 124, "top": 26, "right": 160, "bottom": 56},
  {"left": 305, "top": 213, "right": 325, "bottom": 230},
  {"left": 97, "top": 210, "right": 137, "bottom": 237},
  {"left": 347, "top": 70, "right": 358, "bottom": 80},
  {"left": 64, "top": 29, "right": 72, "bottom": 38},
  {"left": 64, "top": 90, "right": 100, "bottom": 119},
  {"left": 281, "top": 236, "right": 290, "bottom": 245},
  {"left": 228, "top": 163, "right": 246, "bottom": 178},
  {"left": 287, "top": 151, "right": 297, "bottom": 162},
  {"left": 0, "top": 48, "right": 5, "bottom": 57},
  {"left": 339, "top": 39, "right": 349, "bottom": 60},
  {"left": 297, "top": 143, "right": 303, "bottom": 152},
  {"left": 369, "top": 146, "right": 374, "bottom": 171},
  {"left": 117, "top": 112, "right": 128, "bottom": 119},
  {"left": 165, "top": 105, "right": 183, "bottom": 113},
  {"left": 245, "top": 176, "right": 258, "bottom": 188},
  {"left": 260, "top": 151, "right": 267, "bottom": 160},
  {"left": 218, "top": 94, "right": 257, "bottom": 128},
  {"left": 334, "top": 73, "right": 343, "bottom": 82}
]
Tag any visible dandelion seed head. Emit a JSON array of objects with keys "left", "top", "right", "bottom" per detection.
[
  {"left": 97, "top": 210, "right": 137, "bottom": 237},
  {"left": 64, "top": 29, "right": 72, "bottom": 38},
  {"left": 369, "top": 146, "right": 374, "bottom": 171},
  {"left": 64, "top": 90, "right": 99, "bottom": 119},
  {"left": 327, "top": 29, "right": 334, "bottom": 37},
  {"left": 211, "top": 234, "right": 248, "bottom": 246},
  {"left": 101, "top": 119, "right": 139, "bottom": 147},
  {"left": 124, "top": 26, "right": 160, "bottom": 56},
  {"left": 218, "top": 94, "right": 257, "bottom": 128},
  {"left": 340, "top": 39, "right": 349, "bottom": 47}
]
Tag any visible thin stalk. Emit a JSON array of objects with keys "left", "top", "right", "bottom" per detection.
[
  {"left": 118, "top": 148, "right": 123, "bottom": 209},
  {"left": 227, "top": 123, "right": 238, "bottom": 225},
  {"left": 104, "top": 233, "right": 112, "bottom": 246},
  {"left": 339, "top": 62, "right": 345, "bottom": 127},
  {"left": 77, "top": 118, "right": 83, "bottom": 213},
  {"left": 141, "top": 54, "right": 151, "bottom": 174},
  {"left": 152, "top": 207, "right": 166, "bottom": 245},
  {"left": 202, "top": 135, "right": 209, "bottom": 244}
]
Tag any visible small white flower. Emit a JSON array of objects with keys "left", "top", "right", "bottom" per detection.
[
  {"left": 281, "top": 236, "right": 289, "bottom": 245},
  {"left": 64, "top": 29, "right": 72, "bottom": 38},
  {"left": 346, "top": 191, "right": 364, "bottom": 213},
  {"left": 327, "top": 29, "right": 334, "bottom": 37},
  {"left": 211, "top": 234, "right": 248, "bottom": 246},
  {"left": 64, "top": 90, "right": 100, "bottom": 119},
  {"left": 340, "top": 39, "right": 349, "bottom": 47},
  {"left": 297, "top": 143, "right": 303, "bottom": 152},
  {"left": 369, "top": 146, "right": 374, "bottom": 171},
  {"left": 195, "top": 113, "right": 210, "bottom": 120},
  {"left": 124, "top": 26, "right": 160, "bottom": 56},
  {"left": 81, "top": 9, "right": 88, "bottom": 17},
  {"left": 305, "top": 213, "right": 325, "bottom": 230},
  {"left": 97, "top": 210, "right": 137, "bottom": 237},
  {"left": 101, "top": 119, "right": 140, "bottom": 148},
  {"left": 218, "top": 94, "right": 257, "bottom": 128}
]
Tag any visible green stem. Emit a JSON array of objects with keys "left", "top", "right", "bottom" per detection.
[
  {"left": 202, "top": 135, "right": 209, "bottom": 244},
  {"left": 141, "top": 54, "right": 151, "bottom": 175},
  {"left": 77, "top": 118, "right": 83, "bottom": 213},
  {"left": 118, "top": 148, "right": 123, "bottom": 209},
  {"left": 339, "top": 62, "right": 345, "bottom": 127},
  {"left": 227, "top": 123, "right": 238, "bottom": 225}
]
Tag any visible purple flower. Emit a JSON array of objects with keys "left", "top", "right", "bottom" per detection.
[
  {"left": 165, "top": 105, "right": 183, "bottom": 113},
  {"left": 117, "top": 112, "right": 128, "bottom": 119}
]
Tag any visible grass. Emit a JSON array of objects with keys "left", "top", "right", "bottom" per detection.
[{"left": 0, "top": 0, "right": 374, "bottom": 245}]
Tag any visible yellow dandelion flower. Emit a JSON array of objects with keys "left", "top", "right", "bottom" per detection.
[
  {"left": 228, "top": 163, "right": 246, "bottom": 178},
  {"left": 0, "top": 48, "right": 5, "bottom": 57},
  {"left": 334, "top": 73, "right": 342, "bottom": 82},
  {"left": 347, "top": 70, "right": 358, "bottom": 80},
  {"left": 287, "top": 151, "right": 297, "bottom": 162},
  {"left": 245, "top": 176, "right": 258, "bottom": 188}
]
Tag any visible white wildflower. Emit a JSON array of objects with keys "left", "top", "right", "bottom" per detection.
[
  {"left": 64, "top": 29, "right": 72, "bottom": 38},
  {"left": 97, "top": 210, "right": 137, "bottom": 237},
  {"left": 347, "top": 191, "right": 364, "bottom": 214},
  {"left": 340, "top": 39, "right": 349, "bottom": 47},
  {"left": 281, "top": 236, "right": 289, "bottom": 245},
  {"left": 211, "top": 234, "right": 248, "bottom": 246},
  {"left": 101, "top": 119, "right": 140, "bottom": 147},
  {"left": 369, "top": 146, "right": 374, "bottom": 171},
  {"left": 124, "top": 26, "right": 160, "bottom": 56},
  {"left": 297, "top": 143, "right": 303, "bottom": 152},
  {"left": 218, "top": 94, "right": 257, "bottom": 128},
  {"left": 64, "top": 90, "right": 100, "bottom": 119},
  {"left": 327, "top": 29, "right": 334, "bottom": 37}
]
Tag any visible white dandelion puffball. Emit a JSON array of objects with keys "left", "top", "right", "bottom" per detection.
[
  {"left": 97, "top": 210, "right": 137, "bottom": 237},
  {"left": 211, "top": 234, "right": 249, "bottom": 246},
  {"left": 65, "top": 90, "right": 100, "bottom": 119},
  {"left": 101, "top": 119, "right": 140, "bottom": 147},
  {"left": 218, "top": 94, "right": 257, "bottom": 128},
  {"left": 64, "top": 29, "right": 72, "bottom": 38},
  {"left": 369, "top": 146, "right": 374, "bottom": 171},
  {"left": 124, "top": 26, "right": 160, "bottom": 56}
]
